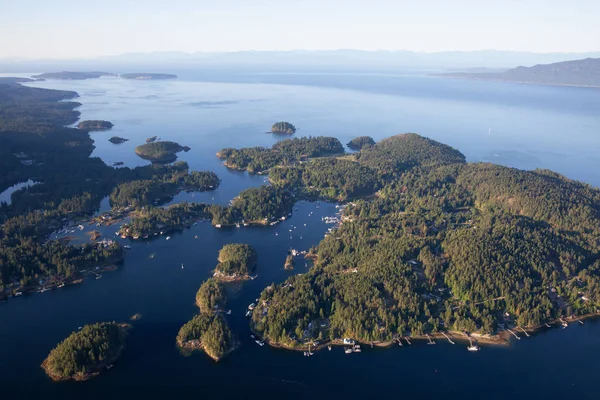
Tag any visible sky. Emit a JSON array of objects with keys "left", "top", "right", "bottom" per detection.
[{"left": 0, "top": 0, "right": 599, "bottom": 59}]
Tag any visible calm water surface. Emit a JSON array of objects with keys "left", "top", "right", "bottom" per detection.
[{"left": 1, "top": 72, "right": 600, "bottom": 399}]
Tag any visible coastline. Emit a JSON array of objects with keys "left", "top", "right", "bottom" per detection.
[
  {"left": 432, "top": 74, "right": 600, "bottom": 89},
  {"left": 177, "top": 339, "right": 239, "bottom": 362},
  {"left": 252, "top": 312, "right": 600, "bottom": 354},
  {"left": 41, "top": 323, "right": 130, "bottom": 382}
]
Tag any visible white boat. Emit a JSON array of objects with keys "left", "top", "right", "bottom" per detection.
[
  {"left": 467, "top": 345, "right": 480, "bottom": 352},
  {"left": 344, "top": 348, "right": 352, "bottom": 354},
  {"left": 123, "top": 245, "right": 132, "bottom": 249},
  {"left": 226, "top": 310, "right": 231, "bottom": 315},
  {"left": 255, "top": 340, "right": 265, "bottom": 346},
  {"left": 181, "top": 263, "right": 184, "bottom": 269},
  {"left": 165, "top": 236, "right": 170, "bottom": 240}
]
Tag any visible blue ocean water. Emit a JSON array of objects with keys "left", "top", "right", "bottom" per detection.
[{"left": 1, "top": 71, "right": 599, "bottom": 399}]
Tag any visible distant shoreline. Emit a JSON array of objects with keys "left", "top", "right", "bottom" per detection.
[{"left": 432, "top": 74, "right": 600, "bottom": 89}]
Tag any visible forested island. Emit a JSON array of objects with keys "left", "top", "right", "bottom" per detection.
[
  {"left": 32, "top": 71, "right": 115, "bottom": 80},
  {"left": 196, "top": 279, "right": 227, "bottom": 313},
  {"left": 245, "top": 133, "right": 600, "bottom": 350},
  {"left": 77, "top": 120, "right": 114, "bottom": 131},
  {"left": 347, "top": 136, "right": 375, "bottom": 150},
  {"left": 110, "top": 166, "right": 219, "bottom": 208},
  {"left": 178, "top": 277, "right": 236, "bottom": 361},
  {"left": 177, "top": 313, "right": 236, "bottom": 361},
  {"left": 117, "top": 183, "right": 294, "bottom": 238},
  {"left": 120, "top": 73, "right": 177, "bottom": 80},
  {"left": 216, "top": 136, "right": 344, "bottom": 173},
  {"left": 41, "top": 322, "right": 129, "bottom": 381},
  {"left": 109, "top": 136, "right": 129, "bottom": 144},
  {"left": 213, "top": 244, "right": 258, "bottom": 281},
  {"left": 271, "top": 121, "right": 296, "bottom": 134},
  {"left": 135, "top": 141, "right": 191, "bottom": 163}
]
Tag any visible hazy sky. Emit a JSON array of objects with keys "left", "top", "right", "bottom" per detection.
[{"left": 1, "top": 0, "right": 599, "bottom": 59}]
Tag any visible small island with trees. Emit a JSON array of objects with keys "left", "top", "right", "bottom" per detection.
[
  {"left": 109, "top": 136, "right": 129, "bottom": 144},
  {"left": 347, "top": 136, "right": 375, "bottom": 150},
  {"left": 77, "top": 120, "right": 114, "bottom": 131},
  {"left": 41, "top": 322, "right": 129, "bottom": 382},
  {"left": 176, "top": 313, "right": 236, "bottom": 361},
  {"left": 213, "top": 243, "right": 258, "bottom": 281},
  {"left": 177, "top": 277, "right": 236, "bottom": 361},
  {"left": 196, "top": 278, "right": 227, "bottom": 313},
  {"left": 135, "top": 141, "right": 190, "bottom": 163},
  {"left": 120, "top": 73, "right": 177, "bottom": 80},
  {"left": 270, "top": 121, "right": 296, "bottom": 134}
]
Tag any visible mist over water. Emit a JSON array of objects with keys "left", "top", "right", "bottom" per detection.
[{"left": 2, "top": 71, "right": 600, "bottom": 399}]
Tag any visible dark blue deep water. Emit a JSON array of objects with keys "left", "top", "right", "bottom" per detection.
[{"left": 1, "top": 71, "right": 600, "bottom": 399}]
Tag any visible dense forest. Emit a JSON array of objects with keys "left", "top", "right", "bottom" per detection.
[
  {"left": 109, "top": 167, "right": 220, "bottom": 208},
  {"left": 135, "top": 141, "right": 190, "bottom": 163},
  {"left": 216, "top": 136, "right": 344, "bottom": 173},
  {"left": 271, "top": 121, "right": 296, "bottom": 134},
  {"left": 42, "top": 322, "right": 128, "bottom": 381},
  {"left": 214, "top": 243, "right": 258, "bottom": 280},
  {"left": 178, "top": 276, "right": 236, "bottom": 360},
  {"left": 347, "top": 136, "right": 375, "bottom": 150},
  {"left": 176, "top": 313, "right": 235, "bottom": 361},
  {"left": 249, "top": 133, "right": 600, "bottom": 348},
  {"left": 269, "top": 158, "right": 380, "bottom": 201},
  {"left": 196, "top": 278, "right": 227, "bottom": 313}
]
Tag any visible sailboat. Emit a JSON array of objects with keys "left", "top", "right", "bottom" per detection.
[{"left": 181, "top": 263, "right": 184, "bottom": 269}]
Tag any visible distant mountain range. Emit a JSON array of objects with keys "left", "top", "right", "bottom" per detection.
[
  {"left": 438, "top": 58, "right": 600, "bottom": 88},
  {"left": 2, "top": 50, "right": 600, "bottom": 73}
]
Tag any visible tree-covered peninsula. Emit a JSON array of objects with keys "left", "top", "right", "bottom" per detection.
[
  {"left": 248, "top": 133, "right": 600, "bottom": 349},
  {"left": 41, "top": 322, "right": 129, "bottom": 381},
  {"left": 271, "top": 121, "right": 296, "bottom": 134},
  {"left": 214, "top": 243, "right": 258, "bottom": 281},
  {"left": 347, "top": 136, "right": 375, "bottom": 150},
  {"left": 216, "top": 136, "right": 344, "bottom": 173},
  {"left": 135, "top": 141, "right": 191, "bottom": 163},
  {"left": 77, "top": 120, "right": 114, "bottom": 131}
]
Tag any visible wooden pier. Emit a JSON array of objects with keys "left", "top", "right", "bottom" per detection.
[
  {"left": 506, "top": 328, "right": 521, "bottom": 340},
  {"left": 426, "top": 334, "right": 436, "bottom": 345},
  {"left": 404, "top": 337, "right": 412, "bottom": 345},
  {"left": 441, "top": 332, "right": 455, "bottom": 344},
  {"left": 517, "top": 326, "right": 530, "bottom": 337}
]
